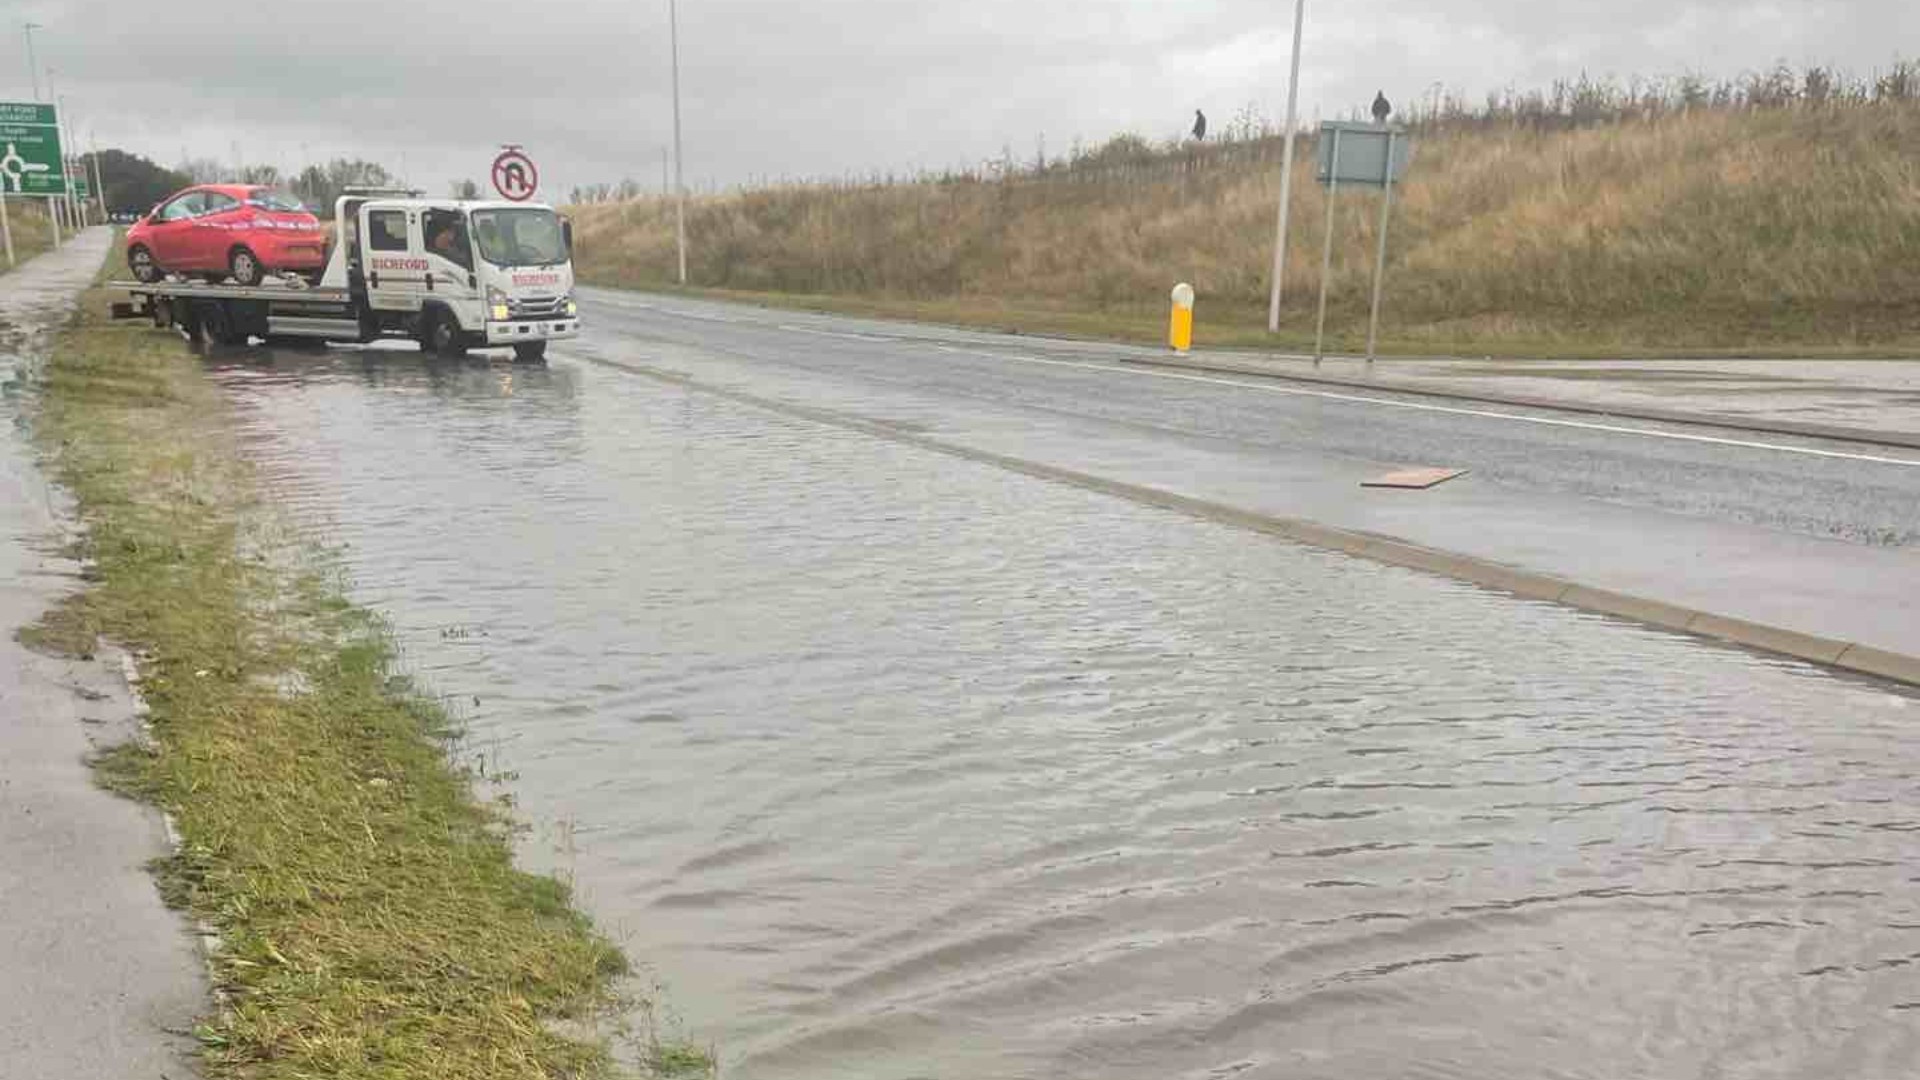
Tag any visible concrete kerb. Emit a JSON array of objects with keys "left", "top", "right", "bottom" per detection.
[
  {"left": 1832, "top": 643, "right": 1920, "bottom": 685},
  {"left": 1126, "top": 352, "right": 1920, "bottom": 452},
  {"left": 1684, "top": 613, "right": 1852, "bottom": 666},
  {"left": 579, "top": 352, "right": 1920, "bottom": 693}
]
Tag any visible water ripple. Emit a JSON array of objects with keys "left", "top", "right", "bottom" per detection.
[{"left": 212, "top": 350, "right": 1920, "bottom": 1080}]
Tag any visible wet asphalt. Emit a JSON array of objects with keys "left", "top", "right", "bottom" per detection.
[{"left": 576, "top": 289, "right": 1920, "bottom": 551}]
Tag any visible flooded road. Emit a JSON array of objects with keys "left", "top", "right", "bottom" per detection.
[{"left": 213, "top": 348, "right": 1919, "bottom": 1079}]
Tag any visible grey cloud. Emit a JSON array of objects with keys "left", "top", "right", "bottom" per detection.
[{"left": 4, "top": 0, "right": 1911, "bottom": 200}]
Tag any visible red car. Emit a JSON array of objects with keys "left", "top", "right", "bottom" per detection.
[{"left": 126, "top": 184, "right": 327, "bottom": 286}]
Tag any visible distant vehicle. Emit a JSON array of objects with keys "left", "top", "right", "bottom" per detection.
[
  {"left": 110, "top": 188, "right": 580, "bottom": 363},
  {"left": 125, "top": 184, "right": 327, "bottom": 287}
]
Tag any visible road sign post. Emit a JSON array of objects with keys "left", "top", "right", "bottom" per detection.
[
  {"left": 1311, "top": 121, "right": 1411, "bottom": 364},
  {"left": 1312, "top": 127, "right": 1341, "bottom": 364},
  {"left": 1, "top": 188, "right": 12, "bottom": 266},
  {"left": 1364, "top": 130, "right": 1398, "bottom": 360}
]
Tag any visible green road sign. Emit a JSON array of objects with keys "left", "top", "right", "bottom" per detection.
[
  {"left": 1315, "top": 121, "right": 1412, "bottom": 189},
  {"left": 71, "top": 171, "right": 90, "bottom": 198},
  {"left": 0, "top": 101, "right": 66, "bottom": 197}
]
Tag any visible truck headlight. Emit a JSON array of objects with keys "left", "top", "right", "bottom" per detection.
[
  {"left": 487, "top": 286, "right": 510, "bottom": 322},
  {"left": 565, "top": 297, "right": 578, "bottom": 316}
]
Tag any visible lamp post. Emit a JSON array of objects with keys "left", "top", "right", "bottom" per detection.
[
  {"left": 23, "top": 22, "right": 42, "bottom": 100},
  {"left": 1265, "top": 0, "right": 1307, "bottom": 333},
  {"left": 669, "top": 0, "right": 687, "bottom": 284},
  {"left": 46, "top": 65, "right": 71, "bottom": 236},
  {"left": 91, "top": 131, "right": 108, "bottom": 218},
  {"left": 57, "top": 91, "right": 83, "bottom": 227}
]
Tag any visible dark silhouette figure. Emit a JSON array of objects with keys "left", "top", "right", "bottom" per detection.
[
  {"left": 1192, "top": 109, "right": 1208, "bottom": 141},
  {"left": 1371, "top": 91, "right": 1392, "bottom": 124}
]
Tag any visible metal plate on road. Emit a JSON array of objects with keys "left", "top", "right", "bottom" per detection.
[
  {"left": 1362, "top": 467, "right": 1468, "bottom": 489},
  {"left": 0, "top": 101, "right": 65, "bottom": 197}
]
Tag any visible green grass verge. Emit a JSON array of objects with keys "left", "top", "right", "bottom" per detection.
[
  {"left": 29, "top": 242, "right": 711, "bottom": 1078},
  {"left": 584, "top": 278, "right": 1920, "bottom": 362}
]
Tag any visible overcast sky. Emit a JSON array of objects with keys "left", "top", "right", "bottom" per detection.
[{"left": 1, "top": 0, "right": 1911, "bottom": 202}]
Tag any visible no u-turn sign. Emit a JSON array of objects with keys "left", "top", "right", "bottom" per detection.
[{"left": 492, "top": 147, "right": 539, "bottom": 202}]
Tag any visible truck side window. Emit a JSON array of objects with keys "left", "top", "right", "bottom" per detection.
[
  {"left": 368, "top": 210, "right": 409, "bottom": 252},
  {"left": 423, "top": 209, "right": 473, "bottom": 271}
]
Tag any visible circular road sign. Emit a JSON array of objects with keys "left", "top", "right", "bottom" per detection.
[{"left": 491, "top": 148, "right": 539, "bottom": 202}]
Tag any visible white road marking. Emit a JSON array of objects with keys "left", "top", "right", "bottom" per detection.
[
  {"left": 928, "top": 346, "right": 1920, "bottom": 467},
  {"left": 776, "top": 324, "right": 895, "bottom": 342}
]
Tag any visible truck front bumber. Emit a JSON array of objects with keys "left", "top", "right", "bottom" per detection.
[{"left": 485, "top": 317, "right": 581, "bottom": 345}]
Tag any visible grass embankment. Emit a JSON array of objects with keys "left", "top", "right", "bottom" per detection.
[
  {"left": 29, "top": 244, "right": 706, "bottom": 1077},
  {"left": 571, "top": 101, "right": 1920, "bottom": 357}
]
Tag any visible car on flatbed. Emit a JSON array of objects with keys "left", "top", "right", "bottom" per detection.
[
  {"left": 112, "top": 187, "right": 579, "bottom": 363},
  {"left": 126, "top": 184, "right": 327, "bottom": 286}
]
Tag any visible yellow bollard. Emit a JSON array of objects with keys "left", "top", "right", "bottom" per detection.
[{"left": 1169, "top": 282, "right": 1195, "bottom": 354}]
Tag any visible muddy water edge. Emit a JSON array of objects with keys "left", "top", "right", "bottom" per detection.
[{"left": 25, "top": 246, "right": 705, "bottom": 1075}]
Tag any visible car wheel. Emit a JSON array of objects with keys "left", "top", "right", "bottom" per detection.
[
  {"left": 129, "top": 245, "right": 161, "bottom": 283},
  {"left": 513, "top": 341, "right": 548, "bottom": 364},
  {"left": 424, "top": 310, "right": 467, "bottom": 358},
  {"left": 229, "top": 247, "right": 264, "bottom": 287}
]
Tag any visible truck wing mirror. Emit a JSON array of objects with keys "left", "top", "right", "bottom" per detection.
[{"left": 562, "top": 219, "right": 574, "bottom": 252}]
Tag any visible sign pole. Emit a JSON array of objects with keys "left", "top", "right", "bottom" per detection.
[
  {"left": 90, "top": 135, "right": 107, "bottom": 217},
  {"left": 1364, "top": 130, "right": 1396, "bottom": 363},
  {"left": 1265, "top": 0, "right": 1307, "bottom": 333},
  {"left": 1312, "top": 127, "right": 1340, "bottom": 365},
  {"left": 1, "top": 191, "right": 13, "bottom": 266},
  {"left": 669, "top": 0, "right": 688, "bottom": 285}
]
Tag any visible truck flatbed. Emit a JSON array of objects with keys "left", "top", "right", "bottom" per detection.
[{"left": 107, "top": 276, "right": 348, "bottom": 302}]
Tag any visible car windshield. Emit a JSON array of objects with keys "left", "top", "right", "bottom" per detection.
[
  {"left": 245, "top": 189, "right": 307, "bottom": 213},
  {"left": 471, "top": 208, "right": 568, "bottom": 267}
]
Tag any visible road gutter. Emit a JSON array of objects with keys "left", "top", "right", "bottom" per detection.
[{"left": 581, "top": 353, "right": 1920, "bottom": 690}]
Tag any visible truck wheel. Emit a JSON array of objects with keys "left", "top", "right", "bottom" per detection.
[
  {"left": 229, "top": 247, "right": 264, "bottom": 287},
  {"left": 129, "top": 245, "right": 161, "bottom": 283},
  {"left": 424, "top": 310, "right": 467, "bottom": 358},
  {"left": 513, "top": 341, "right": 548, "bottom": 364},
  {"left": 196, "top": 301, "right": 245, "bottom": 347}
]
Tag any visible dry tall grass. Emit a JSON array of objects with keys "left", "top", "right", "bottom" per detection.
[
  {"left": 1, "top": 199, "right": 58, "bottom": 272},
  {"left": 570, "top": 103, "right": 1920, "bottom": 351}
]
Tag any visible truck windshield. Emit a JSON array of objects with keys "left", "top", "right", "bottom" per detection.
[{"left": 471, "top": 208, "right": 569, "bottom": 267}]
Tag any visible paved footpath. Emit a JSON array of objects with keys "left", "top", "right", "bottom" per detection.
[
  {"left": 1169, "top": 352, "right": 1920, "bottom": 447},
  {"left": 0, "top": 229, "right": 206, "bottom": 1078}
]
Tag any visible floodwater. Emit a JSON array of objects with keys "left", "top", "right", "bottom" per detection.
[{"left": 211, "top": 346, "right": 1920, "bottom": 1080}]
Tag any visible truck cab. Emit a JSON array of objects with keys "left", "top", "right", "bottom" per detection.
[{"left": 321, "top": 192, "right": 580, "bottom": 361}]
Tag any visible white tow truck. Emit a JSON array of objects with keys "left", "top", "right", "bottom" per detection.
[{"left": 112, "top": 188, "right": 580, "bottom": 362}]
